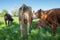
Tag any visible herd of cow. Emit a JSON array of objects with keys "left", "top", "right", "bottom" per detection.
[{"left": 4, "top": 4, "right": 60, "bottom": 39}]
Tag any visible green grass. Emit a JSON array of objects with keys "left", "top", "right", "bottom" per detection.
[{"left": 0, "top": 17, "right": 60, "bottom": 40}]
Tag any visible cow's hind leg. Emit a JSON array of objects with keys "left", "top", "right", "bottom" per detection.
[
  {"left": 20, "top": 18, "right": 26, "bottom": 40},
  {"left": 27, "top": 23, "right": 30, "bottom": 35},
  {"left": 27, "top": 21, "right": 31, "bottom": 35}
]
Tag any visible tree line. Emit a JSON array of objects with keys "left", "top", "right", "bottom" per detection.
[{"left": 0, "top": 5, "right": 19, "bottom": 17}]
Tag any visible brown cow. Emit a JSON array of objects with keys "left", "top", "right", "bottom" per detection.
[
  {"left": 19, "top": 4, "right": 33, "bottom": 39},
  {"left": 35, "top": 8, "right": 60, "bottom": 36}
]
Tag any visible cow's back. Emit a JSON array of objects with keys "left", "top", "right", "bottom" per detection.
[{"left": 40, "top": 8, "right": 60, "bottom": 28}]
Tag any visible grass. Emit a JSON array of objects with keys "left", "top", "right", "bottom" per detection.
[{"left": 0, "top": 17, "right": 60, "bottom": 40}]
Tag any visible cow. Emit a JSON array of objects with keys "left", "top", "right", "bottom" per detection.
[
  {"left": 4, "top": 13, "right": 13, "bottom": 26},
  {"left": 35, "top": 8, "right": 60, "bottom": 37},
  {"left": 19, "top": 4, "right": 33, "bottom": 39}
]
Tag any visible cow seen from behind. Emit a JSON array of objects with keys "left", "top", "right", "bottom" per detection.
[{"left": 19, "top": 4, "right": 33, "bottom": 39}]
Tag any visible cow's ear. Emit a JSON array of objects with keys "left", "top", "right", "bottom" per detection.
[
  {"left": 40, "top": 9, "right": 44, "bottom": 13},
  {"left": 39, "top": 9, "right": 41, "bottom": 12},
  {"left": 40, "top": 9, "right": 41, "bottom": 11}
]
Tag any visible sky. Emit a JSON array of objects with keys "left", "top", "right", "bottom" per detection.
[{"left": 0, "top": 0, "right": 60, "bottom": 12}]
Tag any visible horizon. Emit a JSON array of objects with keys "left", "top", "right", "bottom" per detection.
[{"left": 0, "top": 0, "right": 60, "bottom": 13}]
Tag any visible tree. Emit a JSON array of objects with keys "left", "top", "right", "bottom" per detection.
[
  {"left": 11, "top": 5, "right": 19, "bottom": 17},
  {"left": 0, "top": 9, "right": 8, "bottom": 17}
]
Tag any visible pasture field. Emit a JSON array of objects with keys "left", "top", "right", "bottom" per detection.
[{"left": 0, "top": 17, "right": 60, "bottom": 40}]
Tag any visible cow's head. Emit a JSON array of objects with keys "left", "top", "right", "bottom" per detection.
[
  {"left": 35, "top": 9, "right": 47, "bottom": 20},
  {"left": 35, "top": 9, "right": 41, "bottom": 18}
]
